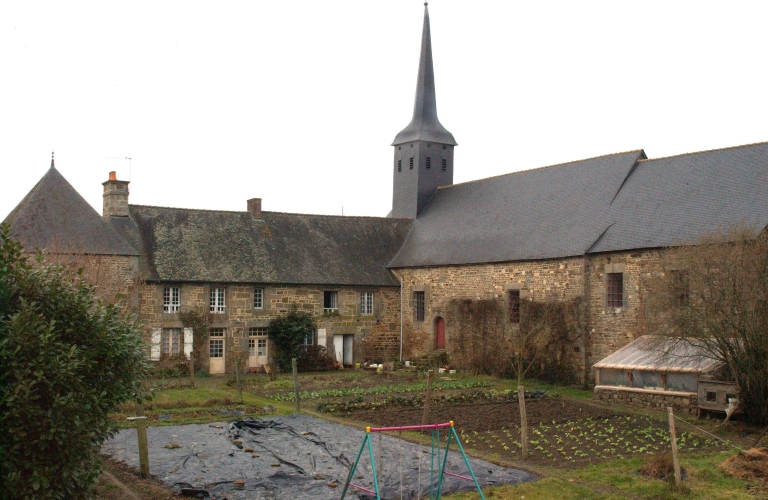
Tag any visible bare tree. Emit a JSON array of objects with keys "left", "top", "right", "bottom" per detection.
[{"left": 646, "top": 228, "right": 768, "bottom": 425}]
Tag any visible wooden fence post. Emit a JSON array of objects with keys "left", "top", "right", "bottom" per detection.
[
  {"left": 519, "top": 386, "right": 528, "bottom": 460},
  {"left": 292, "top": 358, "right": 300, "bottom": 413},
  {"left": 236, "top": 357, "right": 242, "bottom": 402},
  {"left": 422, "top": 369, "right": 434, "bottom": 425},
  {"left": 133, "top": 404, "right": 149, "bottom": 478},
  {"left": 668, "top": 407, "right": 682, "bottom": 488},
  {"left": 189, "top": 355, "right": 195, "bottom": 389}
]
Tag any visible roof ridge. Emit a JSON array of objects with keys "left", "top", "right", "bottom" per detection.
[
  {"left": 637, "top": 140, "right": 768, "bottom": 163},
  {"left": 129, "top": 204, "right": 410, "bottom": 220},
  {"left": 437, "top": 149, "right": 646, "bottom": 191}
]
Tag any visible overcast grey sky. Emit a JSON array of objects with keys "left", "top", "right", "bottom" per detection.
[{"left": 2, "top": 1, "right": 767, "bottom": 221}]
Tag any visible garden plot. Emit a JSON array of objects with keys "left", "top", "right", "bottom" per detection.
[
  {"left": 102, "top": 414, "right": 535, "bottom": 499},
  {"left": 351, "top": 399, "right": 726, "bottom": 468}
]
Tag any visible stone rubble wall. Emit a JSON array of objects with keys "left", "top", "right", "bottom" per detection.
[{"left": 594, "top": 386, "right": 699, "bottom": 416}]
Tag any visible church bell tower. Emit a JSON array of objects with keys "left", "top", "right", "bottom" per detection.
[{"left": 391, "top": 2, "right": 457, "bottom": 219}]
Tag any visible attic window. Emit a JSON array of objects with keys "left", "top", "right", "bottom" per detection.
[
  {"left": 409, "top": 157, "right": 414, "bottom": 169},
  {"left": 426, "top": 157, "right": 431, "bottom": 169},
  {"left": 441, "top": 158, "right": 447, "bottom": 171},
  {"left": 397, "top": 159, "right": 402, "bottom": 172}
]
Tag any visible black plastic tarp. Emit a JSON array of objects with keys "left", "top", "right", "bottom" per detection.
[{"left": 103, "top": 414, "right": 536, "bottom": 499}]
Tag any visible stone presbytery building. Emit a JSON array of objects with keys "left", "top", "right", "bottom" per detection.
[{"left": 5, "top": 4, "right": 768, "bottom": 378}]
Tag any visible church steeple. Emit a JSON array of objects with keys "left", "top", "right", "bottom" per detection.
[
  {"left": 392, "top": 2, "right": 456, "bottom": 146},
  {"left": 391, "top": 3, "right": 456, "bottom": 219}
]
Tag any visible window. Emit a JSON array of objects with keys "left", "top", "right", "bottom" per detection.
[
  {"left": 248, "top": 328, "right": 267, "bottom": 357},
  {"left": 606, "top": 273, "right": 623, "bottom": 308},
  {"left": 324, "top": 291, "right": 338, "bottom": 313},
  {"left": 302, "top": 331, "right": 314, "bottom": 346},
  {"left": 248, "top": 326, "right": 268, "bottom": 337},
  {"left": 441, "top": 158, "right": 447, "bottom": 171},
  {"left": 162, "top": 328, "right": 181, "bottom": 356},
  {"left": 209, "top": 288, "right": 226, "bottom": 313},
  {"left": 254, "top": 287, "right": 264, "bottom": 309},
  {"left": 163, "top": 287, "right": 180, "bottom": 313},
  {"left": 397, "top": 159, "right": 402, "bottom": 172},
  {"left": 426, "top": 157, "right": 431, "bottom": 169},
  {"left": 706, "top": 391, "right": 717, "bottom": 403},
  {"left": 209, "top": 328, "right": 225, "bottom": 337},
  {"left": 508, "top": 290, "right": 520, "bottom": 323},
  {"left": 249, "top": 337, "right": 267, "bottom": 357},
  {"left": 671, "top": 270, "right": 689, "bottom": 306},
  {"left": 209, "top": 338, "right": 223, "bottom": 358},
  {"left": 409, "top": 157, "right": 414, "bottom": 169},
  {"left": 414, "top": 291, "right": 425, "bottom": 322},
  {"left": 360, "top": 292, "right": 373, "bottom": 315}
]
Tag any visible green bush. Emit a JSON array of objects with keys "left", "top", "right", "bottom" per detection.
[
  {"left": 0, "top": 225, "right": 151, "bottom": 499},
  {"left": 267, "top": 305, "right": 317, "bottom": 372}
]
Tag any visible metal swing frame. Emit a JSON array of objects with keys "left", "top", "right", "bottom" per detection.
[{"left": 340, "top": 421, "right": 486, "bottom": 500}]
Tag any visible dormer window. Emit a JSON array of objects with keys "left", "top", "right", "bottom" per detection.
[
  {"left": 426, "top": 157, "right": 431, "bottom": 169},
  {"left": 409, "top": 157, "right": 414, "bottom": 169}
]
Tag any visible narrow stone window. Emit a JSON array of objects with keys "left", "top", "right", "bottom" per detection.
[
  {"left": 161, "top": 328, "right": 181, "bottom": 356},
  {"left": 606, "top": 273, "right": 623, "bottom": 308},
  {"left": 253, "top": 287, "right": 264, "bottom": 309},
  {"left": 163, "top": 287, "right": 180, "bottom": 313},
  {"left": 508, "top": 290, "right": 520, "bottom": 323},
  {"left": 413, "top": 291, "right": 425, "bottom": 322},
  {"left": 397, "top": 159, "right": 402, "bottom": 172},
  {"left": 441, "top": 158, "right": 447, "bottom": 171},
  {"left": 426, "top": 157, "right": 431, "bottom": 169},
  {"left": 409, "top": 157, "right": 414, "bottom": 169}
]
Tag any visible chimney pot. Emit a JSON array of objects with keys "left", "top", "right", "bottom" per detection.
[
  {"left": 247, "top": 198, "right": 262, "bottom": 219},
  {"left": 109, "top": 171, "right": 117, "bottom": 181}
]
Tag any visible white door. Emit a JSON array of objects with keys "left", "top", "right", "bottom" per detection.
[
  {"left": 249, "top": 336, "right": 268, "bottom": 368},
  {"left": 343, "top": 335, "right": 354, "bottom": 366},
  {"left": 209, "top": 338, "right": 225, "bottom": 374},
  {"left": 334, "top": 335, "right": 344, "bottom": 364}
]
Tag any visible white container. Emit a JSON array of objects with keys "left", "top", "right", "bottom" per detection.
[
  {"left": 449, "top": 369, "right": 456, "bottom": 374},
  {"left": 438, "top": 368, "right": 446, "bottom": 374},
  {"left": 405, "top": 361, "right": 411, "bottom": 367}
]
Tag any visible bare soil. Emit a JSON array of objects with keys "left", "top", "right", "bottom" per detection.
[{"left": 95, "top": 457, "right": 177, "bottom": 499}]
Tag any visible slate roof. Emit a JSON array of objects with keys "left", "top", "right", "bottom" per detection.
[
  {"left": 594, "top": 336, "right": 721, "bottom": 374},
  {"left": 392, "top": 4, "right": 456, "bottom": 146},
  {"left": 114, "top": 206, "right": 412, "bottom": 286},
  {"left": 390, "top": 142, "right": 768, "bottom": 268},
  {"left": 3, "top": 166, "right": 138, "bottom": 256},
  {"left": 590, "top": 142, "right": 768, "bottom": 253},
  {"left": 389, "top": 150, "right": 646, "bottom": 267}
]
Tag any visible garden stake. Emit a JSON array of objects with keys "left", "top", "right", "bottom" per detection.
[
  {"left": 292, "top": 357, "right": 300, "bottom": 413},
  {"left": 668, "top": 407, "right": 682, "bottom": 487},
  {"left": 519, "top": 386, "right": 528, "bottom": 460},
  {"left": 127, "top": 403, "right": 149, "bottom": 478},
  {"left": 422, "top": 369, "right": 434, "bottom": 425},
  {"left": 235, "top": 357, "right": 242, "bottom": 402}
]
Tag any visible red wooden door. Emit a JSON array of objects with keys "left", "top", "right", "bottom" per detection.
[{"left": 435, "top": 317, "right": 445, "bottom": 350}]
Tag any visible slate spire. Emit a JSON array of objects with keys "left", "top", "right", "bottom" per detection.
[{"left": 392, "top": 2, "right": 456, "bottom": 146}]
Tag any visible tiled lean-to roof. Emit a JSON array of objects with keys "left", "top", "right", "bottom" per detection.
[
  {"left": 113, "top": 206, "right": 412, "bottom": 286},
  {"left": 390, "top": 142, "right": 768, "bottom": 268},
  {"left": 3, "top": 164, "right": 138, "bottom": 256}
]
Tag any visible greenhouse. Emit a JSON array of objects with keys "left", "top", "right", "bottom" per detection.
[{"left": 593, "top": 336, "right": 737, "bottom": 416}]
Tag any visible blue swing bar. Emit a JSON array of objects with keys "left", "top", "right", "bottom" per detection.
[{"left": 340, "top": 421, "right": 487, "bottom": 500}]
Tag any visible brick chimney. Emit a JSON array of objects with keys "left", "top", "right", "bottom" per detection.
[
  {"left": 102, "top": 171, "right": 130, "bottom": 217},
  {"left": 247, "top": 198, "right": 262, "bottom": 219}
]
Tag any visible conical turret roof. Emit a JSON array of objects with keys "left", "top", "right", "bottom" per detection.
[
  {"left": 3, "top": 160, "right": 138, "bottom": 256},
  {"left": 392, "top": 3, "right": 456, "bottom": 146}
]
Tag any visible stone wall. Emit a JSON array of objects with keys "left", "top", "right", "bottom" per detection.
[
  {"left": 391, "top": 248, "right": 671, "bottom": 383},
  {"left": 138, "top": 282, "right": 401, "bottom": 374},
  {"left": 594, "top": 386, "right": 698, "bottom": 416},
  {"left": 391, "top": 257, "right": 587, "bottom": 367}
]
